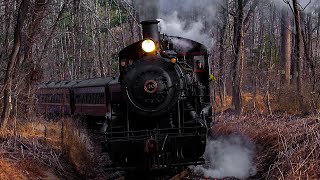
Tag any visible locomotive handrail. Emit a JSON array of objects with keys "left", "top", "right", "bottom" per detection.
[
  {"left": 106, "top": 130, "right": 204, "bottom": 136},
  {"left": 105, "top": 126, "right": 206, "bottom": 141},
  {"left": 106, "top": 133, "right": 204, "bottom": 139},
  {"left": 106, "top": 132, "right": 202, "bottom": 137},
  {"left": 106, "top": 134, "right": 204, "bottom": 142},
  {"left": 106, "top": 126, "right": 205, "bottom": 134},
  {"left": 161, "top": 134, "right": 168, "bottom": 153}
]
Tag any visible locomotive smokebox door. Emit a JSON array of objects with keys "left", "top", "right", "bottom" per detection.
[
  {"left": 141, "top": 20, "right": 160, "bottom": 42},
  {"left": 122, "top": 58, "right": 181, "bottom": 117}
]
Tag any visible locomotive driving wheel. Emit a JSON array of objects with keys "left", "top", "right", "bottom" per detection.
[{"left": 123, "top": 58, "right": 181, "bottom": 116}]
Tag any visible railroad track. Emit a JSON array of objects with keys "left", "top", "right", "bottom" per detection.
[
  {"left": 169, "top": 169, "right": 189, "bottom": 180},
  {"left": 115, "top": 168, "right": 205, "bottom": 180}
]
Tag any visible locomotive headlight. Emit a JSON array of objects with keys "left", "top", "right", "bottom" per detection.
[{"left": 142, "top": 39, "right": 156, "bottom": 53}]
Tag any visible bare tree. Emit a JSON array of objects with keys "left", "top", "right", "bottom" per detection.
[
  {"left": 1, "top": 0, "right": 30, "bottom": 128},
  {"left": 231, "top": 0, "right": 258, "bottom": 114},
  {"left": 292, "top": 0, "right": 306, "bottom": 113},
  {"left": 217, "top": 1, "right": 229, "bottom": 106},
  {"left": 280, "top": 8, "right": 292, "bottom": 85}
]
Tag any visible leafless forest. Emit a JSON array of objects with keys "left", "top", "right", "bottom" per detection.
[{"left": 0, "top": 0, "right": 319, "bottom": 179}]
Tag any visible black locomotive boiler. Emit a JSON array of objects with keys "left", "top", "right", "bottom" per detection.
[{"left": 36, "top": 20, "right": 212, "bottom": 170}]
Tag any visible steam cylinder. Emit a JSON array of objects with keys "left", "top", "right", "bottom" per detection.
[{"left": 141, "top": 20, "right": 160, "bottom": 42}]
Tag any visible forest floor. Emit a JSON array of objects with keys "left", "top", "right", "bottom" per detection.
[
  {"left": 0, "top": 117, "right": 124, "bottom": 180},
  {"left": 0, "top": 113, "right": 318, "bottom": 179},
  {"left": 0, "top": 117, "right": 91, "bottom": 179},
  {"left": 211, "top": 113, "right": 320, "bottom": 179}
]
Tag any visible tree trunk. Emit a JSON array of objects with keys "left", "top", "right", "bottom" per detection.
[
  {"left": 292, "top": 0, "right": 306, "bottom": 113},
  {"left": 280, "top": 8, "right": 292, "bottom": 85},
  {"left": 105, "top": 2, "right": 112, "bottom": 76},
  {"left": 2, "top": 1, "right": 12, "bottom": 56},
  {"left": 302, "top": 14, "right": 315, "bottom": 80},
  {"left": 231, "top": 0, "right": 245, "bottom": 114},
  {"left": 217, "top": 1, "right": 228, "bottom": 107},
  {"left": 1, "top": 0, "right": 30, "bottom": 128},
  {"left": 38, "top": 2, "right": 68, "bottom": 63}
]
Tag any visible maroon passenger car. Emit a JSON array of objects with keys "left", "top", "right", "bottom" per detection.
[{"left": 36, "top": 77, "right": 120, "bottom": 117}]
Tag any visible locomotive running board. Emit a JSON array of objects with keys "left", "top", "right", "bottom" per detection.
[{"left": 104, "top": 160, "right": 205, "bottom": 171}]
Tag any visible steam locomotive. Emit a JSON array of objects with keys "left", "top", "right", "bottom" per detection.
[{"left": 36, "top": 20, "right": 212, "bottom": 170}]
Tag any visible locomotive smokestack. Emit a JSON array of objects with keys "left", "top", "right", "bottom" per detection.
[{"left": 141, "top": 20, "right": 160, "bottom": 42}]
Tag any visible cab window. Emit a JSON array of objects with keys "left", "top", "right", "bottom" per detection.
[{"left": 194, "top": 56, "right": 205, "bottom": 72}]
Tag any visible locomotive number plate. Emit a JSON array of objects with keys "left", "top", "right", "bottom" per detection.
[{"left": 144, "top": 80, "right": 158, "bottom": 94}]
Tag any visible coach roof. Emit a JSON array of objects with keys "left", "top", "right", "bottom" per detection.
[
  {"left": 39, "top": 77, "right": 115, "bottom": 89},
  {"left": 72, "top": 77, "right": 115, "bottom": 88}
]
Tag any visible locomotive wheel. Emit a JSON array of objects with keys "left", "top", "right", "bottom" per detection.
[{"left": 122, "top": 57, "right": 181, "bottom": 116}]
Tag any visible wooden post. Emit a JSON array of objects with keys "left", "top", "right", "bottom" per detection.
[
  {"left": 61, "top": 121, "right": 64, "bottom": 149},
  {"left": 44, "top": 125, "right": 47, "bottom": 142}
]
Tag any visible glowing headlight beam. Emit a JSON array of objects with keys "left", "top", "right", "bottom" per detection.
[{"left": 142, "top": 39, "right": 156, "bottom": 53}]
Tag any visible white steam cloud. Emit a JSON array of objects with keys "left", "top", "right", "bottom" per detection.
[
  {"left": 133, "top": 0, "right": 220, "bottom": 48},
  {"left": 190, "top": 135, "right": 256, "bottom": 179},
  {"left": 158, "top": 12, "right": 212, "bottom": 48}
]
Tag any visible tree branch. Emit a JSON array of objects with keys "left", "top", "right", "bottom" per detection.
[
  {"left": 38, "top": 0, "right": 69, "bottom": 64},
  {"left": 243, "top": 0, "right": 258, "bottom": 26}
]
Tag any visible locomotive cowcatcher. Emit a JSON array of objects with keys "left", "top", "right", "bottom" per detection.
[{"left": 36, "top": 20, "right": 212, "bottom": 171}]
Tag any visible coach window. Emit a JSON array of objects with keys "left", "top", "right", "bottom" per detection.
[
  {"left": 58, "top": 94, "right": 62, "bottom": 103},
  {"left": 75, "top": 94, "right": 79, "bottom": 104},
  {"left": 38, "top": 94, "right": 43, "bottom": 102},
  {"left": 84, "top": 94, "right": 88, "bottom": 104},
  {"left": 74, "top": 95, "right": 77, "bottom": 104},
  {"left": 52, "top": 94, "right": 56, "bottom": 103},
  {"left": 66, "top": 93, "right": 69, "bottom": 102},
  {"left": 78, "top": 94, "right": 83, "bottom": 104},
  {"left": 82, "top": 94, "right": 86, "bottom": 104},
  {"left": 58, "top": 94, "right": 63, "bottom": 103},
  {"left": 54, "top": 94, "right": 58, "bottom": 103},
  {"left": 87, "top": 93, "right": 92, "bottom": 104},
  {"left": 38, "top": 94, "right": 42, "bottom": 102},
  {"left": 102, "top": 93, "right": 106, "bottom": 104},
  {"left": 44, "top": 94, "right": 48, "bottom": 103},
  {"left": 81, "top": 94, "right": 84, "bottom": 104},
  {"left": 93, "top": 93, "right": 99, "bottom": 104},
  {"left": 88, "top": 93, "right": 92, "bottom": 104},
  {"left": 84, "top": 94, "right": 87, "bottom": 104},
  {"left": 87, "top": 94, "right": 91, "bottom": 104},
  {"left": 86, "top": 93, "right": 90, "bottom": 104},
  {"left": 55, "top": 94, "right": 58, "bottom": 103},
  {"left": 88, "top": 94, "right": 92, "bottom": 104},
  {"left": 90, "top": 93, "right": 95, "bottom": 104},
  {"left": 80, "top": 94, "right": 84, "bottom": 104},
  {"left": 87, "top": 93, "right": 91, "bottom": 104},
  {"left": 93, "top": 93, "right": 97, "bottom": 104}
]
